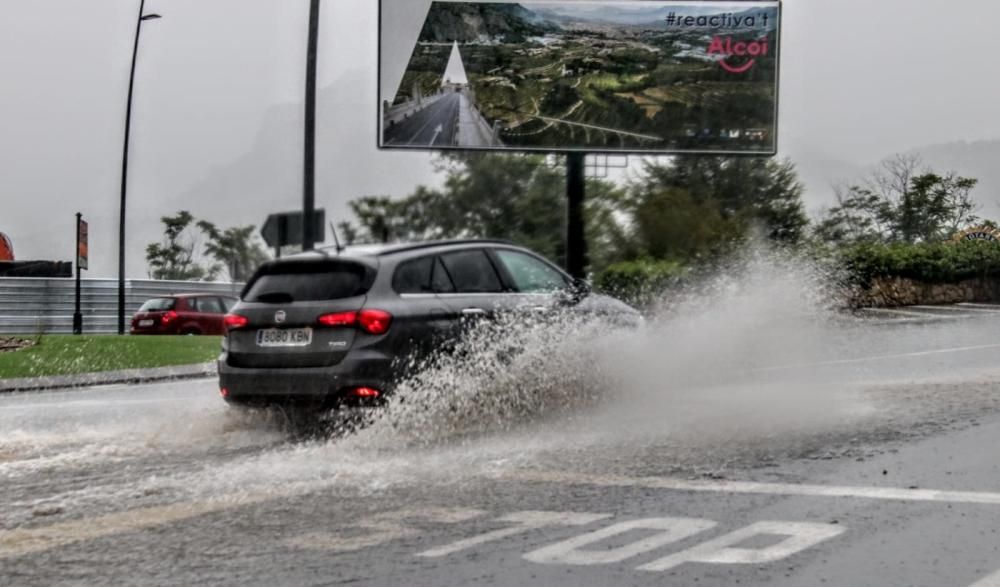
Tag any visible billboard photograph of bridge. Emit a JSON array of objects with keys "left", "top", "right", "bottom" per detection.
[{"left": 379, "top": 0, "right": 780, "bottom": 154}]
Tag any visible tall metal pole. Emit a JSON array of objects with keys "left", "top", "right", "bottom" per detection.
[
  {"left": 302, "top": 0, "right": 321, "bottom": 252},
  {"left": 566, "top": 152, "right": 588, "bottom": 279},
  {"left": 118, "top": 0, "right": 147, "bottom": 335}
]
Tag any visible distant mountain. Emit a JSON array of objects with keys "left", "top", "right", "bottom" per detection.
[
  {"left": 178, "top": 68, "right": 438, "bottom": 251},
  {"left": 417, "top": 3, "right": 555, "bottom": 43}
]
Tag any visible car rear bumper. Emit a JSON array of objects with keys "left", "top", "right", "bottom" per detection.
[{"left": 217, "top": 353, "right": 393, "bottom": 407}]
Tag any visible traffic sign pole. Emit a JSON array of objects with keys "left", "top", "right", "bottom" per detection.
[{"left": 73, "top": 213, "right": 83, "bottom": 335}]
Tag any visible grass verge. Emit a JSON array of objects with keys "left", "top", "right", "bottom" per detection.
[{"left": 0, "top": 335, "right": 221, "bottom": 380}]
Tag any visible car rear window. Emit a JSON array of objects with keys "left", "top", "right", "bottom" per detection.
[
  {"left": 139, "top": 298, "right": 176, "bottom": 312},
  {"left": 243, "top": 261, "right": 372, "bottom": 303}
]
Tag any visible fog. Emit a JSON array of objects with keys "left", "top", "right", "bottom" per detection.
[{"left": 1, "top": 0, "right": 998, "bottom": 277}]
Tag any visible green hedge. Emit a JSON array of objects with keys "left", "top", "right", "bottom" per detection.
[
  {"left": 594, "top": 241, "right": 1000, "bottom": 306},
  {"left": 594, "top": 259, "right": 687, "bottom": 306},
  {"left": 841, "top": 241, "right": 1000, "bottom": 286}
]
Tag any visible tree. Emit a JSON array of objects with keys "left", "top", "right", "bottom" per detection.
[
  {"left": 631, "top": 186, "right": 742, "bottom": 261},
  {"left": 626, "top": 156, "right": 810, "bottom": 260},
  {"left": 335, "top": 222, "right": 358, "bottom": 247},
  {"left": 197, "top": 221, "right": 269, "bottom": 282},
  {"left": 343, "top": 153, "right": 628, "bottom": 270},
  {"left": 815, "top": 155, "right": 980, "bottom": 245},
  {"left": 145, "top": 211, "right": 212, "bottom": 281}
]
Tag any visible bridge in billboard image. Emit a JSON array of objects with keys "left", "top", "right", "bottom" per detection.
[{"left": 380, "top": 0, "right": 780, "bottom": 155}]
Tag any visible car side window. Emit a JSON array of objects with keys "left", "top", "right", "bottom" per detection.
[
  {"left": 197, "top": 297, "right": 225, "bottom": 314},
  {"left": 393, "top": 257, "right": 434, "bottom": 294},
  {"left": 431, "top": 257, "right": 455, "bottom": 293},
  {"left": 439, "top": 250, "right": 503, "bottom": 293},
  {"left": 495, "top": 249, "right": 569, "bottom": 293}
]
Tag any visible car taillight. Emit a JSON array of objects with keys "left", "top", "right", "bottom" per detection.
[
  {"left": 317, "top": 311, "right": 358, "bottom": 327},
  {"left": 223, "top": 314, "right": 249, "bottom": 331},
  {"left": 358, "top": 309, "right": 392, "bottom": 335},
  {"left": 347, "top": 387, "right": 381, "bottom": 399},
  {"left": 161, "top": 311, "right": 179, "bottom": 325},
  {"left": 317, "top": 310, "right": 392, "bottom": 335}
]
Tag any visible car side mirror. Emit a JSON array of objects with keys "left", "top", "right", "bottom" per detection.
[{"left": 560, "top": 278, "right": 591, "bottom": 305}]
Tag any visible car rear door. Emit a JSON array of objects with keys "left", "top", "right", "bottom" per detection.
[
  {"left": 434, "top": 249, "right": 510, "bottom": 321},
  {"left": 389, "top": 255, "right": 456, "bottom": 361}
]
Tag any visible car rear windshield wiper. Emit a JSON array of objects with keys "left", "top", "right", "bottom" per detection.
[{"left": 255, "top": 292, "right": 295, "bottom": 304}]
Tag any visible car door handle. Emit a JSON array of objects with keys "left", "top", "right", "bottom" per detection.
[{"left": 462, "top": 308, "right": 488, "bottom": 316}]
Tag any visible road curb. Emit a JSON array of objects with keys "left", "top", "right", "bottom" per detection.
[{"left": 0, "top": 362, "right": 217, "bottom": 394}]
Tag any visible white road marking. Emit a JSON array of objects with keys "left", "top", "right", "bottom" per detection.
[
  {"left": 505, "top": 470, "right": 1000, "bottom": 506},
  {"left": 9, "top": 466, "right": 1000, "bottom": 561},
  {"left": 638, "top": 521, "right": 845, "bottom": 572},
  {"left": 912, "top": 305, "right": 1000, "bottom": 314},
  {"left": 970, "top": 569, "right": 1000, "bottom": 587},
  {"left": 753, "top": 343, "right": 1000, "bottom": 373},
  {"left": 523, "top": 517, "right": 716, "bottom": 566},
  {"left": 418, "top": 510, "right": 610, "bottom": 558},
  {"left": 285, "top": 507, "right": 485, "bottom": 553},
  {"left": 859, "top": 307, "right": 953, "bottom": 319},
  {"left": 1, "top": 397, "right": 188, "bottom": 411}
]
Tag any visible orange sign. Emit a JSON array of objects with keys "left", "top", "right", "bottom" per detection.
[{"left": 0, "top": 232, "right": 13, "bottom": 262}]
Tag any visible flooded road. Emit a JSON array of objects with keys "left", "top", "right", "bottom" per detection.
[{"left": 4, "top": 272, "right": 1000, "bottom": 585}]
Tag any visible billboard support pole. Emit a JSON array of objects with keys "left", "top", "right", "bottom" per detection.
[
  {"left": 566, "top": 152, "right": 588, "bottom": 280},
  {"left": 74, "top": 213, "right": 83, "bottom": 336},
  {"left": 302, "top": 0, "right": 321, "bottom": 252}
]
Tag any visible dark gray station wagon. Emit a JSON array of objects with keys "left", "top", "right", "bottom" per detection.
[{"left": 218, "top": 240, "right": 639, "bottom": 409}]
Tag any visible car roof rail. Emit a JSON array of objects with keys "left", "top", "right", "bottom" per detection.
[{"left": 372, "top": 239, "right": 516, "bottom": 256}]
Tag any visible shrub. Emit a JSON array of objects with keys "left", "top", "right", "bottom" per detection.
[
  {"left": 841, "top": 240, "right": 1000, "bottom": 286},
  {"left": 594, "top": 259, "right": 687, "bottom": 307}
]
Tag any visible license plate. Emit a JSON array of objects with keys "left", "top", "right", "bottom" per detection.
[
  {"left": 139, "top": 319, "right": 154, "bottom": 327},
  {"left": 256, "top": 328, "right": 313, "bottom": 348}
]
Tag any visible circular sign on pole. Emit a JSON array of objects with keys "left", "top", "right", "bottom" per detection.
[{"left": 0, "top": 232, "right": 13, "bottom": 261}]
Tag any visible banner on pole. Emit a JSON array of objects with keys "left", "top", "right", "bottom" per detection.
[{"left": 78, "top": 219, "right": 89, "bottom": 271}]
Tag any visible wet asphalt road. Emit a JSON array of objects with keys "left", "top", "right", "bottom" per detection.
[{"left": 4, "top": 304, "right": 1000, "bottom": 586}]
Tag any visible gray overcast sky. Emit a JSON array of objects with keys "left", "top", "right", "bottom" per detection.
[{"left": 1, "top": 0, "right": 999, "bottom": 278}]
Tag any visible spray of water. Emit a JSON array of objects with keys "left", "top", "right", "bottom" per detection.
[{"left": 187, "top": 246, "right": 881, "bottom": 496}]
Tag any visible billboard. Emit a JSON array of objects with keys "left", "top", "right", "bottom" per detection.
[{"left": 379, "top": 0, "right": 781, "bottom": 155}]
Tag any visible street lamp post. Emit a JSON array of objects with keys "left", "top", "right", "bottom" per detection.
[
  {"left": 117, "top": 1, "right": 161, "bottom": 335},
  {"left": 302, "top": 0, "right": 321, "bottom": 252}
]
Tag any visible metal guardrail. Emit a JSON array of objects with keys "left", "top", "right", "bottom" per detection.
[{"left": 0, "top": 277, "right": 243, "bottom": 335}]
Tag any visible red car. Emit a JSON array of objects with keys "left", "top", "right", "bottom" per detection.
[{"left": 130, "top": 294, "right": 237, "bottom": 336}]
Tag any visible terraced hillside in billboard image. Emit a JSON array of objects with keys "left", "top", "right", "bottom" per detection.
[{"left": 380, "top": 1, "right": 780, "bottom": 154}]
